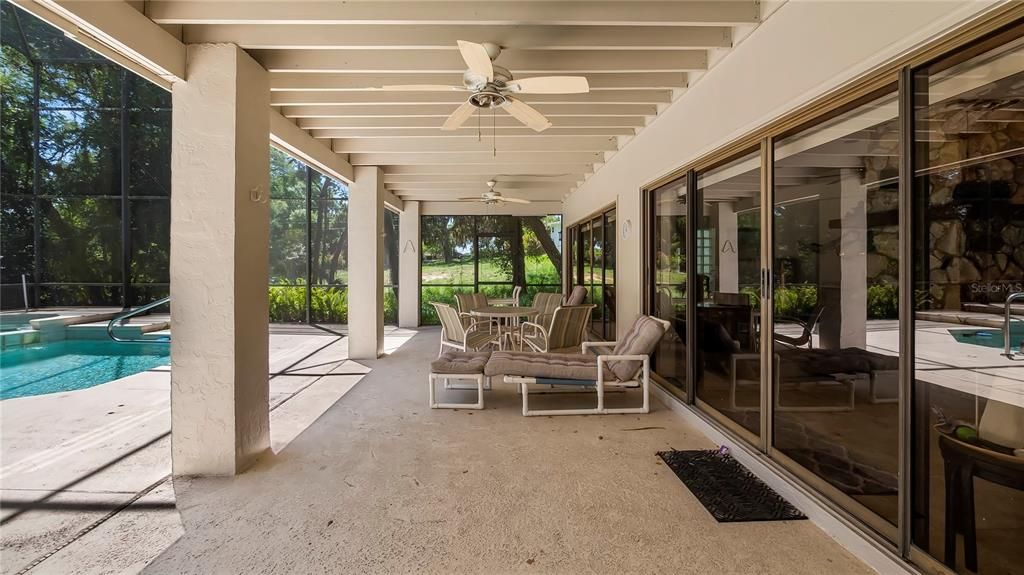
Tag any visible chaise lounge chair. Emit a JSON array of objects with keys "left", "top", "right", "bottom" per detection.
[{"left": 485, "top": 315, "right": 670, "bottom": 416}]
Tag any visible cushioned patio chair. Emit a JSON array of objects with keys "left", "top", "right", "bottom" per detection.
[
  {"left": 486, "top": 315, "right": 670, "bottom": 416},
  {"left": 564, "top": 285, "right": 588, "bottom": 306},
  {"left": 431, "top": 302, "right": 498, "bottom": 356},
  {"left": 488, "top": 285, "right": 522, "bottom": 306},
  {"left": 454, "top": 292, "right": 489, "bottom": 327},
  {"left": 528, "top": 291, "right": 564, "bottom": 331},
  {"left": 519, "top": 304, "right": 595, "bottom": 353}
]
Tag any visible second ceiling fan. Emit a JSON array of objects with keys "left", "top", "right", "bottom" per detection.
[{"left": 382, "top": 41, "right": 590, "bottom": 132}]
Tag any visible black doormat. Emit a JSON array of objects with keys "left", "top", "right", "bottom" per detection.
[{"left": 657, "top": 450, "right": 807, "bottom": 523}]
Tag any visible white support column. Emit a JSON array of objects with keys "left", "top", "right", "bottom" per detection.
[
  {"left": 399, "top": 200, "right": 421, "bottom": 328},
  {"left": 348, "top": 166, "right": 385, "bottom": 358},
  {"left": 716, "top": 202, "right": 739, "bottom": 293},
  {"left": 170, "top": 44, "right": 270, "bottom": 476},
  {"left": 839, "top": 168, "right": 868, "bottom": 349}
]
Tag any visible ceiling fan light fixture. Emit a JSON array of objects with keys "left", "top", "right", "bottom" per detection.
[{"left": 468, "top": 89, "right": 507, "bottom": 109}]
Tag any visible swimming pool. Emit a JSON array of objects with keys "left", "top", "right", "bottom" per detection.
[
  {"left": 0, "top": 340, "right": 169, "bottom": 400},
  {"left": 948, "top": 325, "right": 1024, "bottom": 351}
]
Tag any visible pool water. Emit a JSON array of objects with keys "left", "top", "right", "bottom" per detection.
[
  {"left": 0, "top": 340, "right": 169, "bottom": 400},
  {"left": 948, "top": 325, "right": 1024, "bottom": 350}
]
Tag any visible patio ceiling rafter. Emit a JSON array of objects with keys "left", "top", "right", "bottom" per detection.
[{"left": 134, "top": 0, "right": 766, "bottom": 202}]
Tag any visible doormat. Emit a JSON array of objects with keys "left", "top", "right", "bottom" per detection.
[{"left": 657, "top": 450, "right": 807, "bottom": 523}]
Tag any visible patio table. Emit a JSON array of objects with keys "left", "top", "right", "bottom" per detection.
[{"left": 470, "top": 306, "right": 538, "bottom": 350}]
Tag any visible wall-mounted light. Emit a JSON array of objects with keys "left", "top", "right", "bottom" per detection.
[{"left": 621, "top": 219, "right": 632, "bottom": 240}]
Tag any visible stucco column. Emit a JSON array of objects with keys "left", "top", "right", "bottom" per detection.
[
  {"left": 170, "top": 44, "right": 270, "bottom": 476},
  {"left": 398, "top": 200, "right": 421, "bottom": 328},
  {"left": 348, "top": 166, "right": 385, "bottom": 358},
  {"left": 839, "top": 168, "right": 867, "bottom": 348},
  {"left": 715, "top": 202, "right": 739, "bottom": 293}
]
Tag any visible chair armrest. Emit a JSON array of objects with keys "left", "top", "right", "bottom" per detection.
[
  {"left": 582, "top": 341, "right": 617, "bottom": 353},
  {"left": 519, "top": 321, "right": 548, "bottom": 351},
  {"left": 465, "top": 318, "right": 497, "bottom": 335},
  {"left": 595, "top": 353, "right": 649, "bottom": 382}
]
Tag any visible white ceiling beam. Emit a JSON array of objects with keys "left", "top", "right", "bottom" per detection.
[
  {"left": 350, "top": 151, "right": 604, "bottom": 165},
  {"left": 183, "top": 24, "right": 732, "bottom": 50},
  {"left": 270, "top": 72, "right": 687, "bottom": 92},
  {"left": 384, "top": 164, "right": 592, "bottom": 176},
  {"left": 332, "top": 136, "right": 617, "bottom": 153},
  {"left": 12, "top": 0, "right": 185, "bottom": 84},
  {"left": 270, "top": 90, "right": 672, "bottom": 106},
  {"left": 253, "top": 49, "right": 706, "bottom": 73},
  {"left": 148, "top": 2, "right": 760, "bottom": 26},
  {"left": 269, "top": 110, "right": 354, "bottom": 183},
  {"left": 388, "top": 181, "right": 570, "bottom": 192},
  {"left": 301, "top": 116, "right": 645, "bottom": 129},
  {"left": 419, "top": 201, "right": 562, "bottom": 217},
  {"left": 384, "top": 173, "right": 583, "bottom": 184},
  {"left": 283, "top": 104, "right": 657, "bottom": 118},
  {"left": 318, "top": 127, "right": 635, "bottom": 138}
]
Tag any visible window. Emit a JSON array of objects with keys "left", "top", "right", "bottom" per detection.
[
  {"left": 0, "top": 0, "right": 171, "bottom": 309},
  {"left": 567, "top": 207, "right": 617, "bottom": 339},
  {"left": 268, "top": 147, "right": 353, "bottom": 326},
  {"left": 419, "top": 215, "right": 562, "bottom": 324}
]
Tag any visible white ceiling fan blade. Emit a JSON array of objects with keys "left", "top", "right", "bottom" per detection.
[
  {"left": 380, "top": 84, "right": 465, "bottom": 91},
  {"left": 499, "top": 197, "right": 532, "bottom": 204},
  {"left": 507, "top": 76, "right": 590, "bottom": 94},
  {"left": 457, "top": 40, "right": 493, "bottom": 82},
  {"left": 457, "top": 197, "right": 485, "bottom": 201},
  {"left": 503, "top": 98, "right": 551, "bottom": 132},
  {"left": 441, "top": 101, "right": 476, "bottom": 131}
]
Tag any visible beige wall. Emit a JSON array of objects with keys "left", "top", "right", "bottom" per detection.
[
  {"left": 170, "top": 44, "right": 270, "bottom": 476},
  {"left": 562, "top": 0, "right": 1001, "bottom": 339}
]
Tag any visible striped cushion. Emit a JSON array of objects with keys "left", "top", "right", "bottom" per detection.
[
  {"left": 606, "top": 315, "right": 668, "bottom": 381},
  {"left": 484, "top": 351, "right": 598, "bottom": 381},
  {"left": 431, "top": 351, "right": 490, "bottom": 374}
]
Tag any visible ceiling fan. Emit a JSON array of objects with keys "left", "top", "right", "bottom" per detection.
[
  {"left": 382, "top": 41, "right": 590, "bottom": 132},
  {"left": 458, "top": 180, "right": 532, "bottom": 204}
]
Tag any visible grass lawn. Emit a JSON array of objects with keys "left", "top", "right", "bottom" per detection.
[{"left": 422, "top": 256, "right": 560, "bottom": 285}]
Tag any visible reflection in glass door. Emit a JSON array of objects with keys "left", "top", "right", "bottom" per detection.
[
  {"left": 772, "top": 88, "right": 902, "bottom": 536},
  {"left": 695, "top": 151, "right": 763, "bottom": 438},
  {"left": 911, "top": 33, "right": 1024, "bottom": 574},
  {"left": 651, "top": 176, "right": 690, "bottom": 398}
]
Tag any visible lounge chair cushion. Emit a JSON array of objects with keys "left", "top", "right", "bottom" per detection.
[
  {"left": 484, "top": 351, "right": 598, "bottom": 381},
  {"left": 430, "top": 351, "right": 491, "bottom": 374},
  {"left": 607, "top": 315, "right": 668, "bottom": 381}
]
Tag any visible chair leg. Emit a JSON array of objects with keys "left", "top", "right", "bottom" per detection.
[
  {"left": 962, "top": 469, "right": 978, "bottom": 572},
  {"left": 943, "top": 461, "right": 959, "bottom": 569},
  {"left": 521, "top": 382, "right": 530, "bottom": 416}
]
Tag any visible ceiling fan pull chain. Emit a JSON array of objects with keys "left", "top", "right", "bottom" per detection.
[
  {"left": 477, "top": 107, "right": 481, "bottom": 142},
  {"left": 492, "top": 108, "right": 496, "bottom": 157}
]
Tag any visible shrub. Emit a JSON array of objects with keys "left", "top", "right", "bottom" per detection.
[{"left": 867, "top": 283, "right": 899, "bottom": 319}]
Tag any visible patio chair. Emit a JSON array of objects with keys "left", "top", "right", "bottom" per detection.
[
  {"left": 529, "top": 291, "right": 564, "bottom": 331},
  {"left": 486, "top": 315, "right": 670, "bottom": 416},
  {"left": 431, "top": 302, "right": 499, "bottom": 356},
  {"left": 489, "top": 285, "right": 522, "bottom": 306},
  {"left": 455, "top": 292, "right": 489, "bottom": 327},
  {"left": 564, "top": 285, "right": 588, "bottom": 306},
  {"left": 773, "top": 306, "right": 825, "bottom": 349},
  {"left": 519, "top": 304, "right": 595, "bottom": 353}
]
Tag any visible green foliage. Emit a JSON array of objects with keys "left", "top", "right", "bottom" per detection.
[
  {"left": 772, "top": 285, "right": 819, "bottom": 319},
  {"left": 867, "top": 283, "right": 899, "bottom": 319},
  {"left": 268, "top": 284, "right": 352, "bottom": 324}
]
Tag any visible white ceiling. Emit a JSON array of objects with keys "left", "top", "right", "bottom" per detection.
[{"left": 144, "top": 1, "right": 765, "bottom": 203}]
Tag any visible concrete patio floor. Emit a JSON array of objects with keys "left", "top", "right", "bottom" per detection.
[
  {"left": 1, "top": 325, "right": 414, "bottom": 575},
  {"left": 144, "top": 327, "right": 875, "bottom": 575}
]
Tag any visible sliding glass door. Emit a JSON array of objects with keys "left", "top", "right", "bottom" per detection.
[
  {"left": 910, "top": 33, "right": 1024, "bottom": 574},
  {"left": 650, "top": 176, "right": 690, "bottom": 399},
  {"left": 694, "top": 150, "right": 764, "bottom": 439},
  {"left": 567, "top": 207, "right": 618, "bottom": 340},
  {"left": 771, "top": 87, "right": 902, "bottom": 537}
]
